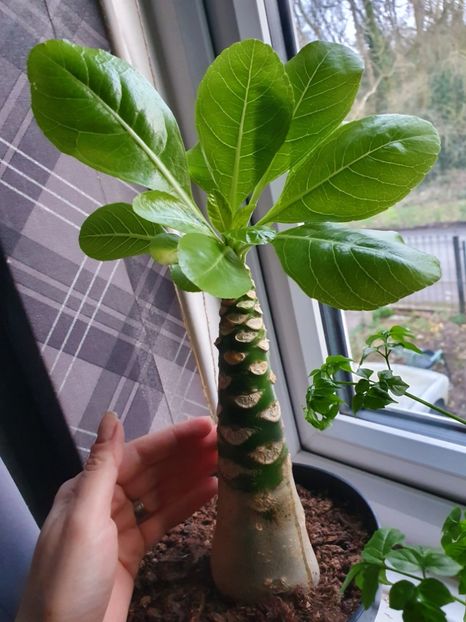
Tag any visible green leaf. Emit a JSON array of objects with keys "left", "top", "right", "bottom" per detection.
[
  {"left": 362, "top": 528, "right": 405, "bottom": 565},
  {"left": 324, "top": 354, "right": 353, "bottom": 373},
  {"left": 389, "top": 580, "right": 416, "bottom": 610},
  {"left": 417, "top": 578, "right": 454, "bottom": 607},
  {"left": 264, "top": 41, "right": 363, "bottom": 182},
  {"left": 169, "top": 264, "right": 201, "bottom": 292},
  {"left": 388, "top": 546, "right": 461, "bottom": 577},
  {"left": 178, "top": 233, "right": 252, "bottom": 298},
  {"left": 264, "top": 114, "right": 440, "bottom": 224},
  {"left": 420, "top": 550, "right": 462, "bottom": 577},
  {"left": 225, "top": 225, "right": 277, "bottom": 248},
  {"left": 458, "top": 568, "right": 466, "bottom": 595},
  {"left": 388, "top": 577, "right": 453, "bottom": 622},
  {"left": 377, "top": 370, "right": 409, "bottom": 397},
  {"left": 133, "top": 190, "right": 211, "bottom": 235},
  {"left": 355, "top": 564, "right": 380, "bottom": 609},
  {"left": 403, "top": 602, "right": 448, "bottom": 622},
  {"left": 352, "top": 393, "right": 365, "bottom": 414},
  {"left": 441, "top": 507, "right": 466, "bottom": 566},
  {"left": 150, "top": 233, "right": 179, "bottom": 265},
  {"left": 207, "top": 192, "right": 233, "bottom": 233},
  {"left": 341, "top": 562, "right": 365, "bottom": 593},
  {"left": 272, "top": 223, "right": 441, "bottom": 310},
  {"left": 305, "top": 354, "right": 354, "bottom": 430},
  {"left": 386, "top": 325, "right": 423, "bottom": 353},
  {"left": 359, "top": 347, "right": 379, "bottom": 364},
  {"left": 352, "top": 380, "right": 396, "bottom": 412},
  {"left": 196, "top": 39, "right": 293, "bottom": 210},
  {"left": 366, "top": 330, "right": 389, "bottom": 347},
  {"left": 356, "top": 367, "right": 373, "bottom": 379},
  {"left": 355, "top": 378, "right": 370, "bottom": 394},
  {"left": 28, "top": 40, "right": 191, "bottom": 200},
  {"left": 186, "top": 143, "right": 216, "bottom": 193},
  {"left": 304, "top": 382, "right": 344, "bottom": 430},
  {"left": 79, "top": 202, "right": 162, "bottom": 260}
]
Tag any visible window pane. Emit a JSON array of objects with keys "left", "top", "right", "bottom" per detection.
[{"left": 292, "top": 0, "right": 466, "bottom": 421}]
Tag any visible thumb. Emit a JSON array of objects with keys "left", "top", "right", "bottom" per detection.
[{"left": 75, "top": 412, "right": 125, "bottom": 522}]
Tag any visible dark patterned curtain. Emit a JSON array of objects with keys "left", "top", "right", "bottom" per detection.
[{"left": 0, "top": 0, "right": 209, "bottom": 462}]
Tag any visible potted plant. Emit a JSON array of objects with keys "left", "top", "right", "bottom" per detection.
[
  {"left": 305, "top": 326, "right": 466, "bottom": 621},
  {"left": 27, "top": 37, "right": 441, "bottom": 618}
]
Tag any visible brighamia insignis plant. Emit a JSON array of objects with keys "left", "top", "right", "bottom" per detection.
[{"left": 28, "top": 38, "right": 441, "bottom": 602}]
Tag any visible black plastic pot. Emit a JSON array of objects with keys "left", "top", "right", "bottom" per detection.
[{"left": 292, "top": 463, "right": 381, "bottom": 622}]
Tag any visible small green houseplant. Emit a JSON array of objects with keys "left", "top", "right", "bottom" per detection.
[
  {"left": 27, "top": 37, "right": 441, "bottom": 605},
  {"left": 305, "top": 326, "right": 466, "bottom": 620}
]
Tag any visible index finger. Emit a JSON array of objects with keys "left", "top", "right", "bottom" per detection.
[{"left": 118, "top": 416, "right": 216, "bottom": 485}]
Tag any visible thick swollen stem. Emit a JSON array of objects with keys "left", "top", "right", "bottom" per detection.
[{"left": 211, "top": 286, "right": 319, "bottom": 602}]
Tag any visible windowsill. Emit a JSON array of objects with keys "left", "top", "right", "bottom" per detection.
[{"left": 294, "top": 450, "right": 462, "bottom": 620}]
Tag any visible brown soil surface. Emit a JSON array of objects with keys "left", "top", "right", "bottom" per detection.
[{"left": 128, "top": 485, "right": 369, "bottom": 622}]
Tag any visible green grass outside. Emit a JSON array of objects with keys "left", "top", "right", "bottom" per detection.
[{"left": 360, "top": 200, "right": 466, "bottom": 230}]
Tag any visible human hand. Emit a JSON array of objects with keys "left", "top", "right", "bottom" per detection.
[{"left": 15, "top": 414, "right": 218, "bottom": 622}]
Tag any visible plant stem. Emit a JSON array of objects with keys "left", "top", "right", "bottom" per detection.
[
  {"left": 383, "top": 564, "right": 425, "bottom": 583},
  {"left": 211, "top": 283, "right": 320, "bottom": 601},
  {"left": 333, "top": 374, "right": 466, "bottom": 427},
  {"left": 404, "top": 391, "right": 466, "bottom": 425}
]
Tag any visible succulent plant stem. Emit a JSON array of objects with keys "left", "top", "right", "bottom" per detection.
[{"left": 211, "top": 283, "right": 320, "bottom": 602}]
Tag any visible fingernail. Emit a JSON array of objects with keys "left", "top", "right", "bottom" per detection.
[{"left": 97, "top": 411, "right": 119, "bottom": 442}]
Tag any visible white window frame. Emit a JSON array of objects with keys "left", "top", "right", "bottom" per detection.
[{"left": 100, "top": 0, "right": 465, "bottom": 533}]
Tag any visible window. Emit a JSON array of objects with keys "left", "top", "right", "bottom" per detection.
[
  {"left": 292, "top": 0, "right": 466, "bottom": 422},
  {"left": 279, "top": 0, "right": 466, "bottom": 500}
]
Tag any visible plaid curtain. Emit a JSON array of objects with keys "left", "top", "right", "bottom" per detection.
[{"left": 0, "top": 0, "right": 209, "bottom": 462}]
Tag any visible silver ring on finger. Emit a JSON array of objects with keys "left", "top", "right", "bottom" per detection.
[{"left": 132, "top": 498, "right": 149, "bottom": 525}]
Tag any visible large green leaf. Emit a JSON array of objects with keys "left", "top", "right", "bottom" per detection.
[
  {"left": 79, "top": 202, "right": 161, "bottom": 260},
  {"left": 186, "top": 143, "right": 216, "bottom": 193},
  {"left": 169, "top": 264, "right": 201, "bottom": 292},
  {"left": 272, "top": 224, "right": 441, "bottom": 310},
  {"left": 28, "top": 40, "right": 192, "bottom": 204},
  {"left": 355, "top": 565, "right": 381, "bottom": 609},
  {"left": 187, "top": 146, "right": 237, "bottom": 231},
  {"left": 263, "top": 115, "right": 440, "bottom": 224},
  {"left": 149, "top": 233, "right": 179, "bottom": 265},
  {"left": 387, "top": 547, "right": 462, "bottom": 577},
  {"left": 362, "top": 528, "right": 405, "bottom": 565},
  {"left": 178, "top": 234, "right": 251, "bottom": 298},
  {"left": 133, "top": 190, "right": 211, "bottom": 235},
  {"left": 196, "top": 39, "right": 293, "bottom": 210},
  {"left": 206, "top": 192, "right": 233, "bottom": 232},
  {"left": 389, "top": 580, "right": 417, "bottom": 610},
  {"left": 224, "top": 225, "right": 277, "bottom": 248},
  {"left": 264, "top": 41, "right": 363, "bottom": 182}
]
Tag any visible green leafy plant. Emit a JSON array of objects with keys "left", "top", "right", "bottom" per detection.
[
  {"left": 342, "top": 508, "right": 466, "bottom": 621},
  {"left": 305, "top": 325, "right": 466, "bottom": 429},
  {"left": 305, "top": 326, "right": 466, "bottom": 619},
  {"left": 28, "top": 37, "right": 441, "bottom": 604}
]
